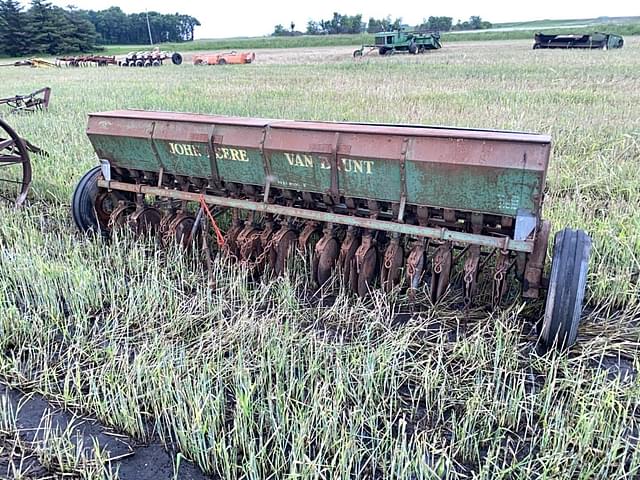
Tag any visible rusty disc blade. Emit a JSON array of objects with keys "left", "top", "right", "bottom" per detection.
[
  {"left": 274, "top": 229, "right": 297, "bottom": 276},
  {"left": 109, "top": 202, "right": 135, "bottom": 230},
  {"left": 339, "top": 229, "right": 360, "bottom": 292},
  {"left": 128, "top": 206, "right": 161, "bottom": 237},
  {"left": 380, "top": 239, "right": 404, "bottom": 293},
  {"left": 430, "top": 244, "right": 452, "bottom": 303},
  {"left": 406, "top": 242, "right": 426, "bottom": 300},
  {"left": 357, "top": 246, "right": 378, "bottom": 297},
  {"left": 316, "top": 237, "right": 339, "bottom": 286},
  {"left": 169, "top": 213, "right": 196, "bottom": 248}
]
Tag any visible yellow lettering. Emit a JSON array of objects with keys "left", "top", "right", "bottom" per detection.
[
  {"left": 284, "top": 152, "right": 295, "bottom": 166},
  {"left": 304, "top": 154, "right": 313, "bottom": 168},
  {"left": 337, "top": 157, "right": 374, "bottom": 175},
  {"left": 169, "top": 143, "right": 205, "bottom": 157},
  {"left": 173, "top": 143, "right": 185, "bottom": 156},
  {"left": 215, "top": 147, "right": 249, "bottom": 162}
]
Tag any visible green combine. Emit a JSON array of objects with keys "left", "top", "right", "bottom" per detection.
[{"left": 354, "top": 29, "right": 442, "bottom": 57}]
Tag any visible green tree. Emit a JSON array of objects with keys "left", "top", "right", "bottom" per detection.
[
  {"left": 420, "top": 16, "right": 452, "bottom": 32},
  {"left": 62, "top": 7, "right": 97, "bottom": 52},
  {"left": 452, "top": 16, "right": 491, "bottom": 31},
  {"left": 26, "top": 0, "right": 73, "bottom": 54},
  {"left": 0, "top": 0, "right": 31, "bottom": 56},
  {"left": 469, "top": 15, "right": 482, "bottom": 29},
  {"left": 306, "top": 20, "right": 320, "bottom": 34}
]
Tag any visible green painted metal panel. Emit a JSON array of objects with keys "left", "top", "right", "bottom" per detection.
[
  {"left": 90, "top": 134, "right": 160, "bottom": 172},
  {"left": 338, "top": 157, "right": 401, "bottom": 201},
  {"left": 268, "top": 152, "right": 331, "bottom": 192},
  {"left": 406, "top": 161, "right": 541, "bottom": 216},
  {"left": 215, "top": 147, "right": 265, "bottom": 185},
  {"left": 152, "top": 139, "right": 211, "bottom": 178}
]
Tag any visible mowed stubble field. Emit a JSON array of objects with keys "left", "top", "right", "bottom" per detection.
[{"left": 0, "top": 38, "right": 639, "bottom": 478}]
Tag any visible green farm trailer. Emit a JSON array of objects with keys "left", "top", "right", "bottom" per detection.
[
  {"left": 72, "top": 110, "right": 592, "bottom": 349},
  {"left": 354, "top": 30, "right": 442, "bottom": 57}
]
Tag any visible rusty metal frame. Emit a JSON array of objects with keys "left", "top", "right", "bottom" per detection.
[
  {"left": 0, "top": 87, "right": 51, "bottom": 113},
  {"left": 98, "top": 179, "right": 534, "bottom": 253}
]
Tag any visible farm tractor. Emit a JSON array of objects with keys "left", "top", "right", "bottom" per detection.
[{"left": 354, "top": 29, "right": 442, "bottom": 57}]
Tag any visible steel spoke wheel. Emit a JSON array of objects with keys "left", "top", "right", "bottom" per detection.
[
  {"left": 541, "top": 228, "right": 592, "bottom": 350},
  {"left": 0, "top": 118, "right": 31, "bottom": 207}
]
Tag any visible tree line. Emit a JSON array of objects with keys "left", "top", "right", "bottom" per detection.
[
  {"left": 0, "top": 0, "right": 200, "bottom": 57},
  {"left": 273, "top": 13, "right": 492, "bottom": 36},
  {"left": 85, "top": 7, "right": 200, "bottom": 45}
]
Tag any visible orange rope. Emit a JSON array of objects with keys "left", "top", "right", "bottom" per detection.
[{"left": 198, "top": 195, "right": 225, "bottom": 247}]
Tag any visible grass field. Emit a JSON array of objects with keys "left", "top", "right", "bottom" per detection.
[{"left": 1, "top": 38, "right": 639, "bottom": 478}]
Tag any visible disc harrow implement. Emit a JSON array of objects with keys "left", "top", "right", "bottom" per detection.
[{"left": 72, "top": 110, "right": 592, "bottom": 349}]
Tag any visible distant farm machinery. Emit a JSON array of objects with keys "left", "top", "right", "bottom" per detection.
[
  {"left": 533, "top": 32, "right": 624, "bottom": 50},
  {"left": 193, "top": 51, "right": 255, "bottom": 65},
  {"left": 119, "top": 50, "right": 183, "bottom": 67},
  {"left": 72, "top": 110, "right": 592, "bottom": 349},
  {"left": 0, "top": 58, "right": 58, "bottom": 68},
  {"left": 56, "top": 51, "right": 184, "bottom": 67},
  {"left": 0, "top": 89, "right": 50, "bottom": 205},
  {"left": 354, "top": 29, "right": 442, "bottom": 57},
  {"left": 57, "top": 55, "right": 117, "bottom": 67},
  {"left": 0, "top": 87, "right": 51, "bottom": 114}
]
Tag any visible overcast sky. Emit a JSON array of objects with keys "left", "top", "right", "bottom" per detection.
[{"left": 33, "top": 0, "right": 640, "bottom": 39}]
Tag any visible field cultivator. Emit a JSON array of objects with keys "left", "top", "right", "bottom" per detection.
[
  {"left": 0, "top": 87, "right": 51, "bottom": 114},
  {"left": 72, "top": 110, "right": 592, "bottom": 349},
  {"left": 57, "top": 55, "right": 117, "bottom": 67},
  {"left": 533, "top": 32, "right": 624, "bottom": 50},
  {"left": 118, "top": 51, "right": 183, "bottom": 67}
]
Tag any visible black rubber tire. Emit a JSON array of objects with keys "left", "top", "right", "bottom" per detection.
[
  {"left": 353, "top": 49, "right": 363, "bottom": 58},
  {"left": 218, "top": 58, "right": 227, "bottom": 65},
  {"left": 541, "top": 228, "right": 592, "bottom": 350},
  {"left": 378, "top": 47, "right": 388, "bottom": 56},
  {"left": 408, "top": 41, "right": 418, "bottom": 54},
  {"left": 171, "top": 52, "right": 183, "bottom": 65},
  {"left": 71, "top": 166, "right": 104, "bottom": 235}
]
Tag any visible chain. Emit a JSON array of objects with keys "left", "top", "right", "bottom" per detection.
[{"left": 433, "top": 253, "right": 443, "bottom": 274}]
